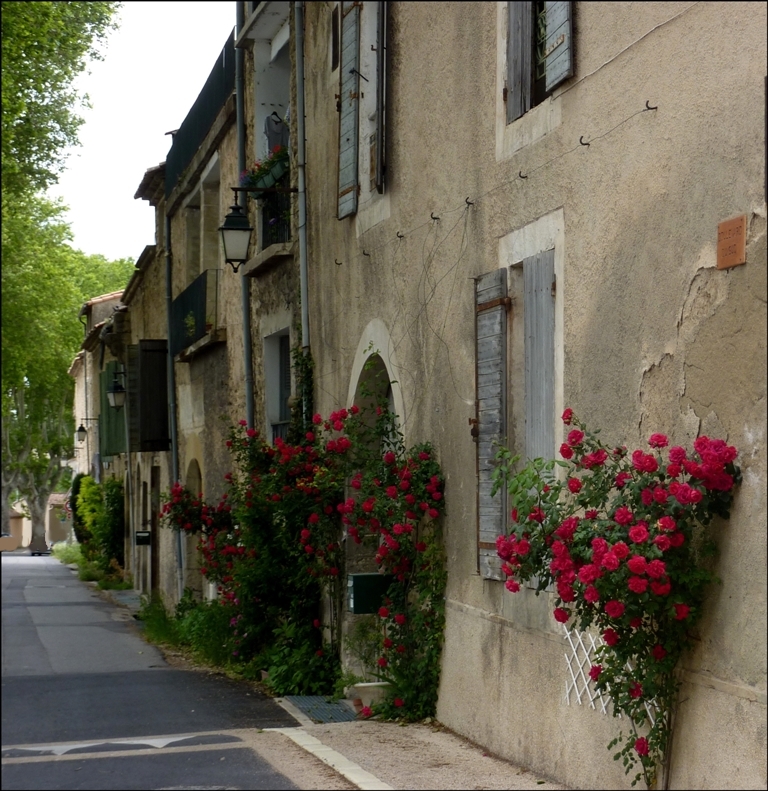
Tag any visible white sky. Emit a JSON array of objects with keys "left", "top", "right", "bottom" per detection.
[{"left": 48, "top": 1, "right": 237, "bottom": 262}]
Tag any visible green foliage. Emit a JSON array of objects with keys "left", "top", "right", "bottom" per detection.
[
  {"left": 52, "top": 541, "right": 82, "bottom": 565},
  {"left": 2, "top": 0, "right": 120, "bottom": 198},
  {"left": 76, "top": 476, "right": 125, "bottom": 571},
  {"left": 69, "top": 473, "right": 90, "bottom": 546},
  {"left": 137, "top": 595, "right": 183, "bottom": 647},
  {"left": 176, "top": 600, "right": 237, "bottom": 667}
]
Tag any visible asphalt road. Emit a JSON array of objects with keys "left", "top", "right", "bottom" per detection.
[{"left": 0, "top": 555, "right": 347, "bottom": 791}]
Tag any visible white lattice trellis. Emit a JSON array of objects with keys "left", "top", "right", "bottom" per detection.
[{"left": 563, "top": 625, "right": 659, "bottom": 725}]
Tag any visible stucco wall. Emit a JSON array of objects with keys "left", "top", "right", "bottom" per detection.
[{"left": 303, "top": 2, "right": 766, "bottom": 788}]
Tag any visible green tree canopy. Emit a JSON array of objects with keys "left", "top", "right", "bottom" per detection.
[{"left": 1, "top": 1, "right": 119, "bottom": 198}]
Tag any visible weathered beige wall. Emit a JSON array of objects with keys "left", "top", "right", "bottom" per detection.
[{"left": 303, "top": 2, "right": 766, "bottom": 788}]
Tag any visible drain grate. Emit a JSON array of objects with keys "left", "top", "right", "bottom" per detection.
[{"left": 283, "top": 695, "right": 358, "bottom": 723}]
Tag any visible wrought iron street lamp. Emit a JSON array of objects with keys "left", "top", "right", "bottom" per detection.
[
  {"left": 219, "top": 189, "right": 253, "bottom": 273},
  {"left": 107, "top": 369, "right": 127, "bottom": 410}
]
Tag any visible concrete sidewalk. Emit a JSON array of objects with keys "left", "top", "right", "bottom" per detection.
[{"left": 97, "top": 582, "right": 566, "bottom": 790}]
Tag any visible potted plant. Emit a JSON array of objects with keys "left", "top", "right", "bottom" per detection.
[{"left": 240, "top": 145, "right": 289, "bottom": 198}]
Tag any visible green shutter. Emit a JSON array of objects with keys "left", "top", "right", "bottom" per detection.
[
  {"left": 127, "top": 344, "right": 140, "bottom": 452},
  {"left": 476, "top": 269, "right": 508, "bottom": 580},
  {"left": 99, "top": 361, "right": 126, "bottom": 457},
  {"left": 338, "top": 0, "right": 360, "bottom": 218}
]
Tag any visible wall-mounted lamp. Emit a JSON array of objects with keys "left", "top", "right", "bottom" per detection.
[
  {"left": 107, "top": 369, "right": 127, "bottom": 410},
  {"left": 76, "top": 417, "right": 98, "bottom": 443},
  {"left": 218, "top": 188, "right": 253, "bottom": 273}
]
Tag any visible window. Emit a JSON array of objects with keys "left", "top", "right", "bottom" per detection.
[
  {"left": 506, "top": 1, "right": 573, "bottom": 124},
  {"left": 265, "top": 330, "right": 292, "bottom": 443},
  {"left": 127, "top": 341, "right": 171, "bottom": 452},
  {"left": 475, "top": 253, "right": 557, "bottom": 580}
]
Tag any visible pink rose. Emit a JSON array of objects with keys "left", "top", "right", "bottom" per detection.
[
  {"left": 628, "top": 524, "right": 650, "bottom": 544},
  {"left": 648, "top": 433, "right": 668, "bottom": 448},
  {"left": 567, "top": 429, "right": 584, "bottom": 446},
  {"left": 635, "top": 737, "right": 649, "bottom": 756},
  {"left": 562, "top": 408, "right": 574, "bottom": 424},
  {"left": 627, "top": 555, "right": 647, "bottom": 575},
  {"left": 646, "top": 559, "right": 666, "bottom": 579},
  {"left": 584, "top": 585, "right": 600, "bottom": 603}
]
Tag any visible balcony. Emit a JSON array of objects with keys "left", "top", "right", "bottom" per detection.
[{"left": 170, "top": 269, "right": 224, "bottom": 359}]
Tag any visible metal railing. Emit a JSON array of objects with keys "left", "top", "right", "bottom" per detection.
[
  {"left": 170, "top": 269, "right": 219, "bottom": 356},
  {"left": 260, "top": 171, "right": 292, "bottom": 250},
  {"left": 165, "top": 32, "right": 236, "bottom": 197}
]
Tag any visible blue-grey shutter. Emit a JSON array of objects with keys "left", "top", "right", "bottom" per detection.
[
  {"left": 523, "top": 250, "right": 555, "bottom": 461},
  {"left": 338, "top": 0, "right": 360, "bottom": 218},
  {"left": 507, "top": 2, "right": 532, "bottom": 123},
  {"left": 374, "top": 1, "right": 387, "bottom": 194},
  {"left": 544, "top": 1, "right": 573, "bottom": 92},
  {"left": 476, "top": 269, "right": 508, "bottom": 580}
]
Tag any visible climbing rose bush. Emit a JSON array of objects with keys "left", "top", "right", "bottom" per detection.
[{"left": 492, "top": 410, "right": 741, "bottom": 789}]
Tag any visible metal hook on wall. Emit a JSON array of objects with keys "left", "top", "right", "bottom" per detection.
[
  {"left": 518, "top": 171, "right": 528, "bottom": 180},
  {"left": 644, "top": 100, "right": 658, "bottom": 111},
  {"left": 396, "top": 231, "right": 404, "bottom": 239},
  {"left": 431, "top": 212, "right": 440, "bottom": 221},
  {"left": 335, "top": 259, "right": 343, "bottom": 266},
  {"left": 465, "top": 197, "right": 475, "bottom": 206},
  {"left": 579, "top": 136, "right": 590, "bottom": 147},
  {"left": 362, "top": 250, "right": 371, "bottom": 258}
]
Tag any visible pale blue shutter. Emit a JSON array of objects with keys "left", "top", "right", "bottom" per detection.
[
  {"left": 338, "top": 1, "right": 360, "bottom": 218},
  {"left": 523, "top": 250, "right": 555, "bottom": 460},
  {"left": 476, "top": 269, "right": 508, "bottom": 580},
  {"left": 544, "top": 1, "right": 573, "bottom": 92},
  {"left": 507, "top": 2, "right": 532, "bottom": 123}
]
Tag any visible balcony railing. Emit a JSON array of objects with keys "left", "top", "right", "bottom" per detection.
[
  {"left": 170, "top": 269, "right": 220, "bottom": 357},
  {"left": 260, "top": 171, "right": 291, "bottom": 250},
  {"left": 165, "top": 32, "right": 235, "bottom": 198}
]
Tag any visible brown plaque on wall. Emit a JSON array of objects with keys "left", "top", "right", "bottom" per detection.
[{"left": 717, "top": 215, "right": 747, "bottom": 270}]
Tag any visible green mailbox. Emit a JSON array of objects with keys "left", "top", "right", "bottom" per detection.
[{"left": 347, "top": 573, "right": 395, "bottom": 614}]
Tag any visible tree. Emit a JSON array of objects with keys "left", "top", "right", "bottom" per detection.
[
  {"left": 1, "top": 1, "right": 124, "bottom": 544},
  {"left": 1, "top": 1, "right": 119, "bottom": 199}
]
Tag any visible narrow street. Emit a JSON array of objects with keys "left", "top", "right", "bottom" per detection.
[{"left": 0, "top": 555, "right": 354, "bottom": 791}]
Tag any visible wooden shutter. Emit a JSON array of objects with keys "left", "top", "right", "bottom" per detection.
[
  {"left": 127, "top": 344, "right": 140, "bottom": 452},
  {"left": 507, "top": 1, "right": 532, "bottom": 123},
  {"left": 99, "top": 362, "right": 127, "bottom": 457},
  {"left": 338, "top": 0, "right": 360, "bottom": 218},
  {"left": 374, "top": 1, "right": 387, "bottom": 193},
  {"left": 544, "top": 1, "right": 573, "bottom": 92},
  {"left": 476, "top": 269, "right": 508, "bottom": 580},
  {"left": 138, "top": 340, "right": 170, "bottom": 452},
  {"left": 523, "top": 250, "right": 555, "bottom": 461}
]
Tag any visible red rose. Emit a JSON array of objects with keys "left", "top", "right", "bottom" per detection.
[
  {"left": 312, "top": 413, "right": 322, "bottom": 425},
  {"left": 629, "top": 617, "right": 642, "bottom": 628},
  {"left": 628, "top": 524, "right": 649, "bottom": 544},
  {"left": 394, "top": 613, "right": 406, "bottom": 625},
  {"left": 615, "top": 472, "right": 632, "bottom": 488},
  {"left": 668, "top": 532, "right": 685, "bottom": 547},
  {"left": 635, "top": 737, "right": 649, "bottom": 756},
  {"left": 604, "top": 600, "right": 625, "bottom": 619},
  {"left": 378, "top": 606, "right": 389, "bottom": 618},
  {"left": 516, "top": 539, "right": 530, "bottom": 556},
  {"left": 628, "top": 576, "right": 648, "bottom": 594},
  {"left": 641, "top": 488, "right": 654, "bottom": 506},
  {"left": 658, "top": 516, "right": 676, "bottom": 532},
  {"left": 601, "top": 552, "right": 620, "bottom": 571},
  {"left": 648, "top": 433, "right": 668, "bottom": 448},
  {"left": 674, "top": 603, "right": 690, "bottom": 620},
  {"left": 386, "top": 486, "right": 398, "bottom": 498},
  {"left": 377, "top": 657, "right": 388, "bottom": 667},
  {"left": 651, "top": 579, "right": 672, "bottom": 596},
  {"left": 562, "top": 408, "right": 574, "bottom": 424},
  {"left": 653, "top": 535, "right": 671, "bottom": 552},
  {"left": 652, "top": 644, "right": 667, "bottom": 661},
  {"left": 383, "top": 451, "right": 396, "bottom": 464},
  {"left": 589, "top": 664, "right": 602, "bottom": 681},
  {"left": 668, "top": 446, "right": 687, "bottom": 464},
  {"left": 578, "top": 564, "right": 600, "bottom": 584},
  {"left": 567, "top": 430, "right": 584, "bottom": 446},
  {"left": 553, "top": 607, "right": 570, "bottom": 623},
  {"left": 585, "top": 509, "right": 599, "bottom": 520},
  {"left": 360, "top": 706, "right": 373, "bottom": 718},
  {"left": 396, "top": 644, "right": 406, "bottom": 653},
  {"left": 627, "top": 555, "right": 647, "bottom": 575},
  {"left": 614, "top": 506, "right": 634, "bottom": 525},
  {"left": 567, "top": 477, "right": 582, "bottom": 493},
  {"left": 505, "top": 579, "right": 520, "bottom": 592},
  {"left": 394, "top": 698, "right": 404, "bottom": 707},
  {"left": 666, "top": 463, "right": 682, "bottom": 477},
  {"left": 528, "top": 507, "right": 546, "bottom": 523},
  {"left": 602, "top": 628, "right": 619, "bottom": 646},
  {"left": 584, "top": 585, "right": 600, "bottom": 603},
  {"left": 629, "top": 681, "right": 643, "bottom": 699},
  {"left": 313, "top": 619, "right": 321, "bottom": 628},
  {"left": 560, "top": 443, "right": 574, "bottom": 460},
  {"left": 646, "top": 559, "right": 666, "bottom": 579}
]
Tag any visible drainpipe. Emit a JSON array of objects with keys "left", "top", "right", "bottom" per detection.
[
  {"left": 295, "top": 1, "right": 310, "bottom": 417},
  {"left": 237, "top": 3, "right": 255, "bottom": 429},
  {"left": 165, "top": 214, "right": 183, "bottom": 601}
]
